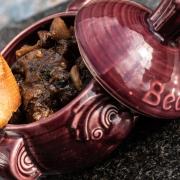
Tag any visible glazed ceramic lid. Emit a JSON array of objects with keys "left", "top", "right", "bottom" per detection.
[{"left": 75, "top": 0, "right": 180, "bottom": 119}]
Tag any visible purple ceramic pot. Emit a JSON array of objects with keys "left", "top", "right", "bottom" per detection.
[
  {"left": 0, "top": 10, "right": 135, "bottom": 180},
  {"left": 0, "top": 0, "right": 179, "bottom": 179},
  {"left": 67, "top": 0, "right": 90, "bottom": 12}
]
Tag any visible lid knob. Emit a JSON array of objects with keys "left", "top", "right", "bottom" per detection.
[{"left": 148, "top": 0, "right": 180, "bottom": 43}]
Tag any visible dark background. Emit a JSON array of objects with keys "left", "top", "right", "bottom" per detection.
[{"left": 0, "top": 0, "right": 179, "bottom": 179}]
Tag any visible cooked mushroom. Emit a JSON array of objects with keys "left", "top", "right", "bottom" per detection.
[
  {"left": 16, "top": 44, "right": 39, "bottom": 58},
  {"left": 50, "top": 17, "right": 71, "bottom": 40},
  {"left": 70, "top": 65, "right": 82, "bottom": 91}
]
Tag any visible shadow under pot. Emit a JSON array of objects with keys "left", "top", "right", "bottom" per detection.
[{"left": 0, "top": 12, "right": 135, "bottom": 179}]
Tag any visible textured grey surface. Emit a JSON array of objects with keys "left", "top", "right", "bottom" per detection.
[
  {"left": 0, "top": 0, "right": 180, "bottom": 180},
  {"left": 0, "top": 0, "right": 68, "bottom": 29}
]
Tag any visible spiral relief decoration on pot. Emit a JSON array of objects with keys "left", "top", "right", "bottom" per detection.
[
  {"left": 71, "top": 93, "right": 120, "bottom": 141},
  {"left": 91, "top": 128, "right": 104, "bottom": 140},
  {"left": 17, "top": 146, "right": 39, "bottom": 178},
  {"left": 101, "top": 105, "right": 119, "bottom": 127}
]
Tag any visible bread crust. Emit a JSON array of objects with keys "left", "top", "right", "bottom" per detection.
[{"left": 0, "top": 55, "right": 21, "bottom": 128}]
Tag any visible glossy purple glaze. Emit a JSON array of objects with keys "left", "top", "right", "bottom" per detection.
[
  {"left": 0, "top": 12, "right": 135, "bottom": 178},
  {"left": 0, "top": 131, "right": 41, "bottom": 179},
  {"left": 67, "top": 0, "right": 91, "bottom": 12},
  {"left": 75, "top": 0, "right": 180, "bottom": 119}
]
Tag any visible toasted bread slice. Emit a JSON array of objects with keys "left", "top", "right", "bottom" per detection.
[{"left": 0, "top": 55, "right": 21, "bottom": 128}]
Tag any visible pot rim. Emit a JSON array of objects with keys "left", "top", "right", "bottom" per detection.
[{"left": 1, "top": 11, "right": 94, "bottom": 131}]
